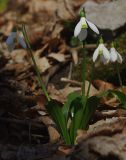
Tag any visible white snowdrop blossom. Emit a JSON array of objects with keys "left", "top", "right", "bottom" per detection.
[
  {"left": 74, "top": 10, "right": 99, "bottom": 41},
  {"left": 93, "top": 39, "right": 110, "bottom": 64},
  {"left": 6, "top": 31, "right": 27, "bottom": 52},
  {"left": 110, "top": 47, "right": 122, "bottom": 64}
]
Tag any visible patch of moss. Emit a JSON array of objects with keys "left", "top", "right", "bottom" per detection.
[{"left": 115, "top": 32, "right": 126, "bottom": 55}]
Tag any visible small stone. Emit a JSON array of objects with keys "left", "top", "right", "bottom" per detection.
[{"left": 81, "top": 0, "right": 126, "bottom": 30}]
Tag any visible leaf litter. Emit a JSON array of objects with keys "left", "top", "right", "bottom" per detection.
[{"left": 0, "top": 0, "right": 126, "bottom": 160}]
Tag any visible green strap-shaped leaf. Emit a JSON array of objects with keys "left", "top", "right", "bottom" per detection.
[
  {"left": 46, "top": 100, "right": 71, "bottom": 144},
  {"left": 110, "top": 90, "right": 126, "bottom": 103},
  {"left": 109, "top": 90, "right": 126, "bottom": 109},
  {"left": 80, "top": 96, "right": 99, "bottom": 129},
  {"left": 69, "top": 97, "right": 83, "bottom": 144},
  {"left": 62, "top": 92, "right": 81, "bottom": 121}
]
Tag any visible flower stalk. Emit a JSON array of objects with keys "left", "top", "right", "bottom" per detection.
[
  {"left": 82, "top": 41, "right": 86, "bottom": 97},
  {"left": 116, "top": 63, "right": 123, "bottom": 90},
  {"left": 110, "top": 42, "right": 123, "bottom": 90},
  {"left": 87, "top": 62, "right": 94, "bottom": 98},
  {"left": 22, "top": 24, "right": 50, "bottom": 101}
]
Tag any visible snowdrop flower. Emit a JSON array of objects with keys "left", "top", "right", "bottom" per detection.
[
  {"left": 110, "top": 43, "right": 122, "bottom": 63},
  {"left": 74, "top": 9, "right": 99, "bottom": 41},
  {"left": 93, "top": 37, "right": 110, "bottom": 64},
  {"left": 6, "top": 30, "right": 27, "bottom": 52}
]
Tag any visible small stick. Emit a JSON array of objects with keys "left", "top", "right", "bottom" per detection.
[{"left": 61, "top": 77, "right": 81, "bottom": 86}]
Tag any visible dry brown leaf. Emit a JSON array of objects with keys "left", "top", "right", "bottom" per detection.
[
  {"left": 75, "top": 118, "right": 126, "bottom": 160},
  {"left": 58, "top": 145, "right": 74, "bottom": 155},
  {"left": 104, "top": 97, "right": 119, "bottom": 107},
  {"left": 48, "top": 126, "right": 60, "bottom": 143},
  {"left": 51, "top": 24, "right": 64, "bottom": 39},
  {"left": 48, "top": 84, "right": 81, "bottom": 103},
  {"left": 41, "top": 116, "right": 54, "bottom": 126},
  {"left": 61, "top": 78, "right": 99, "bottom": 97},
  {"left": 36, "top": 94, "right": 47, "bottom": 110},
  {"left": 35, "top": 56, "right": 51, "bottom": 73},
  {"left": 37, "top": 110, "right": 47, "bottom": 116},
  {"left": 93, "top": 79, "right": 115, "bottom": 91},
  {"left": 9, "top": 49, "right": 28, "bottom": 64},
  {"left": 5, "top": 63, "right": 26, "bottom": 74},
  {"left": 28, "top": 0, "right": 58, "bottom": 15},
  {"left": 57, "top": 0, "right": 75, "bottom": 20},
  {"left": 71, "top": 49, "right": 78, "bottom": 65},
  {"left": 48, "top": 53, "right": 66, "bottom": 62},
  {"left": 40, "top": 115, "right": 60, "bottom": 142}
]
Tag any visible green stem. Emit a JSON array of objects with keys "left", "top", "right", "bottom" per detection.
[
  {"left": 82, "top": 41, "right": 86, "bottom": 97},
  {"left": 116, "top": 63, "right": 123, "bottom": 90},
  {"left": 79, "top": 41, "right": 88, "bottom": 129},
  {"left": 22, "top": 24, "right": 50, "bottom": 101},
  {"left": 86, "top": 62, "right": 94, "bottom": 98}
]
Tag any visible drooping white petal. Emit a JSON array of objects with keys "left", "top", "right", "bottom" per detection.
[
  {"left": 102, "top": 45, "right": 110, "bottom": 62},
  {"left": 86, "top": 19, "right": 99, "bottom": 34},
  {"left": 101, "top": 54, "right": 109, "bottom": 64},
  {"left": 6, "top": 36, "right": 13, "bottom": 46},
  {"left": 6, "top": 32, "right": 16, "bottom": 45},
  {"left": 93, "top": 45, "right": 100, "bottom": 62},
  {"left": 8, "top": 32, "right": 17, "bottom": 39},
  {"left": 117, "top": 52, "right": 123, "bottom": 63},
  {"left": 78, "top": 29, "right": 87, "bottom": 41},
  {"left": 80, "top": 17, "right": 88, "bottom": 29},
  {"left": 110, "top": 48, "right": 117, "bottom": 62},
  {"left": 74, "top": 20, "right": 81, "bottom": 37},
  {"left": 18, "top": 37, "right": 27, "bottom": 49},
  {"left": 6, "top": 32, "right": 17, "bottom": 52}
]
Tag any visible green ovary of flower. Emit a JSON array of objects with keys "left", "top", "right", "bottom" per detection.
[
  {"left": 82, "top": 24, "right": 88, "bottom": 29},
  {"left": 99, "top": 49, "right": 103, "bottom": 55}
]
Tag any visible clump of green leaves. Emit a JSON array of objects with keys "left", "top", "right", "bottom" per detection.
[
  {"left": 46, "top": 92, "right": 99, "bottom": 145},
  {"left": 46, "top": 8, "right": 100, "bottom": 145}
]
